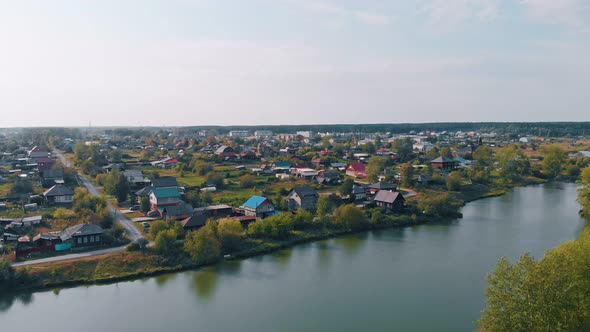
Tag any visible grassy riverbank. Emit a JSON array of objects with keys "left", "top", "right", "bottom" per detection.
[
  {"left": 5, "top": 179, "right": 544, "bottom": 293},
  {"left": 10, "top": 215, "right": 422, "bottom": 292}
]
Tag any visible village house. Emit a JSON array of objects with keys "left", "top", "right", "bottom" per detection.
[
  {"left": 135, "top": 176, "right": 177, "bottom": 202},
  {"left": 431, "top": 157, "right": 457, "bottom": 172},
  {"left": 41, "top": 168, "right": 64, "bottom": 187},
  {"left": 241, "top": 195, "right": 277, "bottom": 218},
  {"left": 287, "top": 186, "right": 319, "bottom": 211},
  {"left": 346, "top": 162, "right": 367, "bottom": 179},
  {"left": 215, "top": 145, "right": 237, "bottom": 158},
  {"left": 271, "top": 161, "right": 291, "bottom": 173},
  {"left": 179, "top": 214, "right": 208, "bottom": 232},
  {"left": 34, "top": 157, "right": 55, "bottom": 173},
  {"left": 123, "top": 170, "right": 151, "bottom": 189},
  {"left": 351, "top": 184, "right": 367, "bottom": 202},
  {"left": 330, "top": 162, "right": 347, "bottom": 171},
  {"left": 193, "top": 204, "right": 234, "bottom": 218},
  {"left": 43, "top": 184, "right": 74, "bottom": 204},
  {"left": 316, "top": 170, "right": 342, "bottom": 185},
  {"left": 59, "top": 223, "right": 105, "bottom": 248},
  {"left": 293, "top": 168, "right": 319, "bottom": 180},
  {"left": 368, "top": 182, "right": 396, "bottom": 195},
  {"left": 374, "top": 191, "right": 405, "bottom": 211}
]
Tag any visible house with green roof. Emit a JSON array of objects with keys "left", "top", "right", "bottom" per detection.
[{"left": 147, "top": 185, "right": 193, "bottom": 220}]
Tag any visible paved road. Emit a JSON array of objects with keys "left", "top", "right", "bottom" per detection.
[
  {"left": 53, "top": 149, "right": 144, "bottom": 242},
  {"left": 75, "top": 173, "right": 143, "bottom": 242},
  {"left": 10, "top": 151, "right": 146, "bottom": 267},
  {"left": 11, "top": 245, "right": 127, "bottom": 267}
]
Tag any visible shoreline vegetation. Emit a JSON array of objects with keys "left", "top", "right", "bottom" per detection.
[
  {"left": 477, "top": 166, "right": 590, "bottom": 332},
  {"left": 2, "top": 178, "right": 540, "bottom": 294}
]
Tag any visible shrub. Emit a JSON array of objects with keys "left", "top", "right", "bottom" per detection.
[{"left": 218, "top": 219, "right": 244, "bottom": 252}]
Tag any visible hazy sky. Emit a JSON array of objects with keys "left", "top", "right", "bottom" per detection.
[{"left": 0, "top": 0, "right": 589, "bottom": 127}]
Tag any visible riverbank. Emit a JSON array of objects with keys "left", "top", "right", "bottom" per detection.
[
  {"left": 7, "top": 215, "right": 422, "bottom": 293},
  {"left": 5, "top": 180, "right": 539, "bottom": 293}
]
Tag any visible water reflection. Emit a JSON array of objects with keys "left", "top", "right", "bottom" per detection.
[
  {"left": 335, "top": 232, "right": 369, "bottom": 256},
  {"left": 269, "top": 248, "right": 294, "bottom": 270},
  {"left": 0, "top": 295, "right": 16, "bottom": 312},
  {"left": 0, "top": 291, "right": 34, "bottom": 312},
  {"left": 218, "top": 260, "right": 242, "bottom": 277},
  {"left": 191, "top": 267, "right": 219, "bottom": 301},
  {"left": 316, "top": 241, "right": 332, "bottom": 268},
  {"left": 154, "top": 273, "right": 178, "bottom": 287}
]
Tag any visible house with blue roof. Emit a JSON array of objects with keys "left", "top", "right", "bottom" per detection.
[{"left": 241, "top": 195, "right": 276, "bottom": 218}]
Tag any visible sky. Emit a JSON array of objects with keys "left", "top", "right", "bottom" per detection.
[{"left": 0, "top": 0, "right": 589, "bottom": 127}]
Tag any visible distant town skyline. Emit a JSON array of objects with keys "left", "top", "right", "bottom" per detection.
[{"left": 1, "top": 0, "right": 589, "bottom": 127}]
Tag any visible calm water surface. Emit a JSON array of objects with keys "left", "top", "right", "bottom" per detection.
[{"left": 0, "top": 183, "right": 584, "bottom": 331}]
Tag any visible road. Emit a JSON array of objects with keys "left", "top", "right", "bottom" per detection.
[
  {"left": 76, "top": 174, "right": 143, "bottom": 241},
  {"left": 10, "top": 151, "right": 146, "bottom": 267},
  {"left": 11, "top": 245, "right": 127, "bottom": 267},
  {"left": 53, "top": 149, "right": 144, "bottom": 242}
]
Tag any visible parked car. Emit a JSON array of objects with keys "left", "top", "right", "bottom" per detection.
[
  {"left": 147, "top": 210, "right": 159, "bottom": 218},
  {"left": 141, "top": 222, "right": 150, "bottom": 228},
  {"left": 130, "top": 205, "right": 141, "bottom": 211}
]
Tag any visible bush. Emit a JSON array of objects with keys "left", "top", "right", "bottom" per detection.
[
  {"left": 247, "top": 214, "right": 293, "bottom": 240},
  {"left": 184, "top": 222, "right": 221, "bottom": 264},
  {"left": 0, "top": 258, "right": 15, "bottom": 287},
  {"left": 332, "top": 204, "right": 368, "bottom": 230},
  {"left": 154, "top": 229, "right": 178, "bottom": 255},
  {"left": 126, "top": 242, "right": 140, "bottom": 251},
  {"left": 417, "top": 192, "right": 462, "bottom": 217},
  {"left": 137, "top": 238, "right": 149, "bottom": 249},
  {"left": 205, "top": 172, "right": 224, "bottom": 189},
  {"left": 446, "top": 172, "right": 462, "bottom": 191},
  {"left": 239, "top": 174, "right": 257, "bottom": 189},
  {"left": 53, "top": 207, "right": 74, "bottom": 219},
  {"left": 218, "top": 219, "right": 244, "bottom": 252},
  {"left": 149, "top": 220, "right": 169, "bottom": 239}
]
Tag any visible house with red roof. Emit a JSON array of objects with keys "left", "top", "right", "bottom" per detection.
[{"left": 346, "top": 162, "right": 367, "bottom": 179}]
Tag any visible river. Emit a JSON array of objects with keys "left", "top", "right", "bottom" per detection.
[{"left": 0, "top": 183, "right": 584, "bottom": 331}]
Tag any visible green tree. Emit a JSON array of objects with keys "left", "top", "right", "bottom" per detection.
[
  {"left": 140, "top": 196, "right": 150, "bottom": 213},
  {"left": 11, "top": 177, "right": 33, "bottom": 194},
  {"left": 332, "top": 204, "right": 368, "bottom": 230},
  {"left": 417, "top": 192, "right": 461, "bottom": 217},
  {"left": 154, "top": 229, "right": 178, "bottom": 255},
  {"left": 424, "top": 147, "right": 440, "bottom": 161},
  {"left": 149, "top": 220, "right": 169, "bottom": 239},
  {"left": 495, "top": 145, "right": 530, "bottom": 183},
  {"left": 392, "top": 138, "right": 414, "bottom": 162},
  {"left": 399, "top": 162, "right": 414, "bottom": 188},
  {"left": 239, "top": 174, "right": 257, "bottom": 188},
  {"left": 472, "top": 145, "right": 494, "bottom": 172},
  {"left": 53, "top": 207, "right": 74, "bottom": 219},
  {"left": 340, "top": 177, "right": 354, "bottom": 197},
  {"left": 440, "top": 147, "right": 453, "bottom": 158},
  {"left": 366, "top": 156, "right": 387, "bottom": 183},
  {"left": 361, "top": 142, "right": 376, "bottom": 154},
  {"left": 446, "top": 172, "right": 462, "bottom": 191},
  {"left": 217, "top": 219, "right": 244, "bottom": 252},
  {"left": 578, "top": 166, "right": 590, "bottom": 216},
  {"left": 542, "top": 145, "right": 567, "bottom": 179},
  {"left": 479, "top": 229, "right": 590, "bottom": 331},
  {"left": 316, "top": 195, "right": 333, "bottom": 217},
  {"left": 0, "top": 258, "right": 15, "bottom": 287},
  {"left": 191, "top": 159, "right": 212, "bottom": 175},
  {"left": 104, "top": 170, "right": 129, "bottom": 203},
  {"left": 205, "top": 172, "right": 224, "bottom": 189},
  {"left": 184, "top": 222, "right": 221, "bottom": 264}
]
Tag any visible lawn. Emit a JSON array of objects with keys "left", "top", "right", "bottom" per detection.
[{"left": 152, "top": 168, "right": 205, "bottom": 187}]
